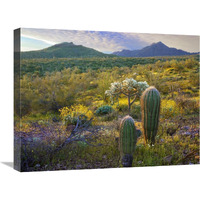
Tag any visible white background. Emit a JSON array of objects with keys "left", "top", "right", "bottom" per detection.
[{"left": 0, "top": 0, "right": 199, "bottom": 200}]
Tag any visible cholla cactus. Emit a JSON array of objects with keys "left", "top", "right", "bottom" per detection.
[
  {"left": 105, "top": 78, "right": 149, "bottom": 113},
  {"left": 106, "top": 81, "right": 122, "bottom": 95}
]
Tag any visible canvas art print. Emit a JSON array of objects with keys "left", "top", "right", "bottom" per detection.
[{"left": 14, "top": 28, "right": 199, "bottom": 172}]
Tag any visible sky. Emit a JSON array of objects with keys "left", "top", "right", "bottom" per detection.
[{"left": 21, "top": 28, "right": 199, "bottom": 53}]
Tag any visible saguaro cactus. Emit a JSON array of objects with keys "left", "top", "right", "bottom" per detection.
[
  {"left": 119, "top": 115, "right": 141, "bottom": 167},
  {"left": 141, "top": 86, "right": 161, "bottom": 145}
]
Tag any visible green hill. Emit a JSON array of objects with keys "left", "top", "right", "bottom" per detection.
[{"left": 21, "top": 42, "right": 113, "bottom": 59}]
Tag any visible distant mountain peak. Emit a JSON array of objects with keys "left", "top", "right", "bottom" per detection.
[
  {"left": 155, "top": 41, "right": 165, "bottom": 45},
  {"left": 149, "top": 41, "right": 167, "bottom": 48},
  {"left": 112, "top": 42, "right": 194, "bottom": 57},
  {"left": 21, "top": 42, "right": 113, "bottom": 59},
  {"left": 51, "top": 42, "right": 74, "bottom": 47}
]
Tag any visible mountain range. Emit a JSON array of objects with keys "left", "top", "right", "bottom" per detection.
[
  {"left": 21, "top": 41, "right": 197, "bottom": 59},
  {"left": 112, "top": 42, "right": 197, "bottom": 57},
  {"left": 21, "top": 42, "right": 113, "bottom": 59}
]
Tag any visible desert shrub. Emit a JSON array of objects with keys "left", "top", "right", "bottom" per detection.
[
  {"left": 182, "top": 89, "right": 193, "bottom": 95},
  {"left": 96, "top": 105, "right": 114, "bottom": 116},
  {"left": 116, "top": 104, "right": 129, "bottom": 112},
  {"left": 52, "top": 115, "right": 61, "bottom": 122},
  {"left": 15, "top": 98, "right": 31, "bottom": 117},
  {"left": 99, "top": 111, "right": 118, "bottom": 122},
  {"left": 113, "top": 99, "right": 129, "bottom": 112},
  {"left": 184, "top": 58, "right": 197, "bottom": 69},
  {"left": 160, "top": 99, "right": 179, "bottom": 118},
  {"left": 191, "top": 88, "right": 199, "bottom": 94},
  {"left": 59, "top": 104, "right": 94, "bottom": 125},
  {"left": 15, "top": 122, "right": 32, "bottom": 132},
  {"left": 175, "top": 96, "right": 199, "bottom": 115},
  {"left": 189, "top": 73, "right": 199, "bottom": 87},
  {"left": 130, "top": 104, "right": 141, "bottom": 119}
]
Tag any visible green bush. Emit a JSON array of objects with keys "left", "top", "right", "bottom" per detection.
[
  {"left": 130, "top": 104, "right": 141, "bottom": 119},
  {"left": 175, "top": 96, "right": 199, "bottom": 115},
  {"left": 115, "top": 104, "right": 129, "bottom": 112},
  {"left": 99, "top": 111, "right": 118, "bottom": 121},
  {"left": 64, "top": 114, "right": 88, "bottom": 125},
  {"left": 96, "top": 105, "right": 114, "bottom": 116}
]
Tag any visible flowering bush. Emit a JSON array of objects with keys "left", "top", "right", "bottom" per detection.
[
  {"left": 113, "top": 98, "right": 129, "bottom": 112},
  {"left": 59, "top": 104, "right": 94, "bottom": 125},
  {"left": 161, "top": 99, "right": 179, "bottom": 118}
]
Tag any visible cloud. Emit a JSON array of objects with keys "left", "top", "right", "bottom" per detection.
[
  {"left": 21, "top": 28, "right": 199, "bottom": 53},
  {"left": 21, "top": 28, "right": 125, "bottom": 52},
  {"left": 21, "top": 36, "right": 52, "bottom": 51}
]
